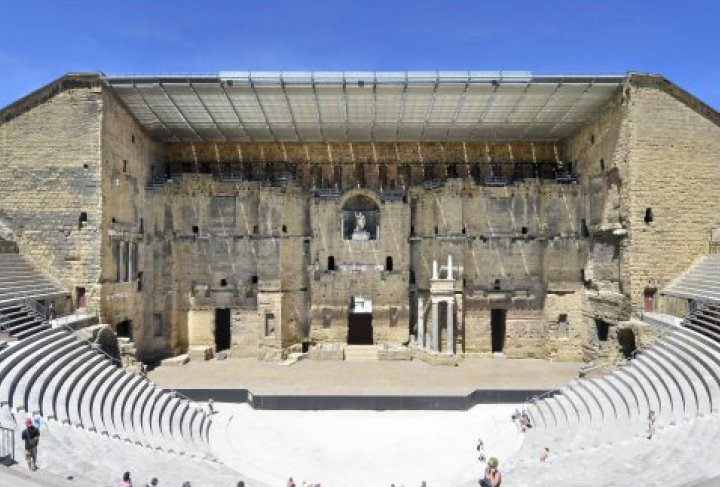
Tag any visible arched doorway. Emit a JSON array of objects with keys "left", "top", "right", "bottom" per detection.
[{"left": 215, "top": 308, "right": 231, "bottom": 351}]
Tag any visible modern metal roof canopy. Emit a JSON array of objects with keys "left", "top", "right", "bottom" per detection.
[{"left": 103, "top": 71, "right": 625, "bottom": 143}]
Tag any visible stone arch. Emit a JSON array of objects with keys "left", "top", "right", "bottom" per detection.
[{"left": 341, "top": 190, "right": 380, "bottom": 240}]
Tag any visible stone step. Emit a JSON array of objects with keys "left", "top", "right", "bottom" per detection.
[{"left": 343, "top": 345, "right": 379, "bottom": 361}]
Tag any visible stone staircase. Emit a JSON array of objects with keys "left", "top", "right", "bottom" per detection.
[
  {"left": 0, "top": 253, "right": 63, "bottom": 307},
  {"left": 344, "top": 345, "right": 379, "bottom": 361},
  {"left": 662, "top": 254, "right": 720, "bottom": 304}
]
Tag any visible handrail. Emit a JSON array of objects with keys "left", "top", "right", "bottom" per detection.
[{"left": 0, "top": 426, "right": 14, "bottom": 463}]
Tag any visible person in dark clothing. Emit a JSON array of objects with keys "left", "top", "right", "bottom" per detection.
[{"left": 21, "top": 418, "right": 40, "bottom": 471}]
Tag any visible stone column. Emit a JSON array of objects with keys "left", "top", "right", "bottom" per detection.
[
  {"left": 431, "top": 300, "right": 439, "bottom": 352},
  {"left": 417, "top": 297, "right": 425, "bottom": 348},
  {"left": 447, "top": 254, "right": 453, "bottom": 280},
  {"left": 446, "top": 299, "right": 455, "bottom": 355},
  {"left": 432, "top": 260, "right": 438, "bottom": 280}
]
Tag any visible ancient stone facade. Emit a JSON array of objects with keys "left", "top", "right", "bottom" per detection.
[{"left": 1, "top": 73, "right": 718, "bottom": 363}]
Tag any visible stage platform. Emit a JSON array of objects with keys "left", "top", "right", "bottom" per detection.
[{"left": 149, "top": 357, "right": 582, "bottom": 409}]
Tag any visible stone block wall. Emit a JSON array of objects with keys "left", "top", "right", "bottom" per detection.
[{"left": 0, "top": 78, "right": 103, "bottom": 308}]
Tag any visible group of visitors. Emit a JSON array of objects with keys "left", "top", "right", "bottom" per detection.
[
  {"left": 119, "top": 473, "right": 245, "bottom": 486},
  {"left": 287, "top": 478, "right": 321, "bottom": 487},
  {"left": 511, "top": 408, "right": 532, "bottom": 433}
]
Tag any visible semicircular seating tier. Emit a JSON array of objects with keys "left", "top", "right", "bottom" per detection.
[{"left": 488, "top": 302, "right": 720, "bottom": 487}]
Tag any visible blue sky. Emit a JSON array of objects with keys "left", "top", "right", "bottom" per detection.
[{"left": 1, "top": 0, "right": 719, "bottom": 110}]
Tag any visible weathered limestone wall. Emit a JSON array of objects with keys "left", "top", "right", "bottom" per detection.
[
  {"left": 0, "top": 81, "right": 103, "bottom": 307},
  {"left": 99, "top": 90, "right": 165, "bottom": 359},
  {"left": 624, "top": 84, "right": 720, "bottom": 308}
]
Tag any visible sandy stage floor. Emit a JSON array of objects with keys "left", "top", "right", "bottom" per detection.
[
  {"left": 210, "top": 401, "right": 522, "bottom": 487},
  {"left": 150, "top": 357, "right": 581, "bottom": 395}
]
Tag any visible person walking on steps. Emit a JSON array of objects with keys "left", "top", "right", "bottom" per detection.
[
  {"left": 480, "top": 457, "right": 501, "bottom": 487},
  {"left": 21, "top": 417, "right": 40, "bottom": 471}
]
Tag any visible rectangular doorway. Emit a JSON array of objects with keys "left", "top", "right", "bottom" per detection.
[
  {"left": 644, "top": 288, "right": 657, "bottom": 312},
  {"left": 76, "top": 287, "right": 87, "bottom": 309},
  {"left": 215, "top": 308, "right": 232, "bottom": 352},
  {"left": 348, "top": 313, "right": 373, "bottom": 345},
  {"left": 491, "top": 309, "right": 506, "bottom": 353}
]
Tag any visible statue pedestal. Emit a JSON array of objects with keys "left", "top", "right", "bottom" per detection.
[{"left": 351, "top": 230, "right": 370, "bottom": 241}]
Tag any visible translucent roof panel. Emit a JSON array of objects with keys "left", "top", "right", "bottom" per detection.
[{"left": 103, "top": 72, "right": 625, "bottom": 142}]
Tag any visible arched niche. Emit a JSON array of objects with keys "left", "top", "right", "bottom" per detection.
[{"left": 342, "top": 191, "right": 380, "bottom": 240}]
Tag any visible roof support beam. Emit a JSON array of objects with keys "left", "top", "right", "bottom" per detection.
[
  {"left": 420, "top": 77, "right": 440, "bottom": 141},
  {"left": 131, "top": 82, "right": 178, "bottom": 141},
  {"left": 188, "top": 83, "right": 228, "bottom": 142},
  {"left": 279, "top": 79, "right": 301, "bottom": 142},
  {"left": 342, "top": 78, "right": 349, "bottom": 141},
  {"left": 444, "top": 80, "right": 470, "bottom": 141},
  {"left": 395, "top": 75, "right": 409, "bottom": 140},
  {"left": 158, "top": 83, "right": 202, "bottom": 141},
  {"left": 521, "top": 83, "right": 563, "bottom": 138},
  {"left": 470, "top": 83, "right": 500, "bottom": 140},
  {"left": 504, "top": 82, "right": 532, "bottom": 124},
  {"left": 218, "top": 83, "right": 251, "bottom": 140},
  {"left": 249, "top": 79, "right": 279, "bottom": 142},
  {"left": 550, "top": 79, "right": 595, "bottom": 134},
  {"left": 310, "top": 74, "right": 326, "bottom": 141}
]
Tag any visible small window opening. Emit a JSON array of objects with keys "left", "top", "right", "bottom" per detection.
[
  {"left": 580, "top": 219, "right": 590, "bottom": 238},
  {"left": 78, "top": 212, "right": 88, "bottom": 229},
  {"left": 282, "top": 225, "right": 287, "bottom": 234},
  {"left": 131, "top": 134, "right": 136, "bottom": 144},
  {"left": 521, "top": 226, "right": 528, "bottom": 235},
  {"left": 644, "top": 208, "right": 654, "bottom": 224},
  {"left": 137, "top": 271, "right": 143, "bottom": 292},
  {"left": 558, "top": 313, "right": 568, "bottom": 323},
  {"left": 590, "top": 134, "right": 595, "bottom": 145},
  {"left": 83, "top": 163, "right": 89, "bottom": 170},
  {"left": 220, "top": 278, "right": 228, "bottom": 287},
  {"left": 434, "top": 226, "right": 439, "bottom": 235},
  {"left": 410, "top": 226, "right": 415, "bottom": 236},
  {"left": 139, "top": 218, "right": 144, "bottom": 235},
  {"left": 385, "top": 256, "right": 393, "bottom": 272},
  {"left": 462, "top": 227, "right": 466, "bottom": 235},
  {"left": 251, "top": 275, "right": 258, "bottom": 284},
  {"left": 123, "top": 160, "right": 128, "bottom": 173},
  {"left": 111, "top": 217, "right": 116, "bottom": 224},
  {"left": 328, "top": 256, "right": 336, "bottom": 271},
  {"left": 192, "top": 225, "right": 199, "bottom": 234},
  {"left": 596, "top": 319, "right": 610, "bottom": 342},
  {"left": 253, "top": 225, "right": 259, "bottom": 234},
  {"left": 265, "top": 313, "right": 276, "bottom": 336},
  {"left": 409, "top": 270, "right": 416, "bottom": 285},
  {"left": 600, "top": 158, "right": 605, "bottom": 172},
  {"left": 493, "top": 279, "right": 501, "bottom": 290}
]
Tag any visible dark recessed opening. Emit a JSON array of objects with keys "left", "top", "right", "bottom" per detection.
[
  {"left": 116, "top": 320, "right": 132, "bottom": 339},
  {"left": 200, "top": 162, "right": 211, "bottom": 173},
  {"left": 131, "top": 134, "right": 135, "bottom": 144},
  {"left": 491, "top": 309, "right": 506, "bottom": 353},
  {"left": 409, "top": 270, "right": 416, "bottom": 285},
  {"left": 78, "top": 212, "right": 88, "bottom": 230},
  {"left": 410, "top": 226, "right": 415, "bottom": 236},
  {"left": 111, "top": 217, "right": 116, "bottom": 224},
  {"left": 462, "top": 227, "right": 466, "bottom": 235},
  {"left": 139, "top": 218, "right": 144, "bottom": 235},
  {"left": 251, "top": 275, "right": 258, "bottom": 284},
  {"left": 253, "top": 225, "right": 259, "bottom": 234},
  {"left": 357, "top": 80, "right": 365, "bottom": 88},
  {"left": 493, "top": 279, "right": 501, "bottom": 290},
  {"left": 521, "top": 226, "right": 528, "bottom": 235},
  {"left": 558, "top": 313, "right": 568, "bottom": 323},
  {"left": 644, "top": 208, "right": 654, "bottom": 224},
  {"left": 385, "top": 256, "right": 393, "bottom": 272},
  {"left": 83, "top": 163, "right": 89, "bottom": 170},
  {"left": 590, "top": 134, "right": 595, "bottom": 145},
  {"left": 137, "top": 272, "right": 143, "bottom": 292},
  {"left": 220, "top": 278, "right": 228, "bottom": 287},
  {"left": 328, "top": 256, "right": 336, "bottom": 271},
  {"left": 596, "top": 319, "right": 610, "bottom": 342},
  {"left": 600, "top": 158, "right": 605, "bottom": 171},
  {"left": 123, "top": 160, "right": 128, "bottom": 173},
  {"left": 434, "top": 226, "right": 439, "bottom": 235},
  {"left": 581, "top": 219, "right": 590, "bottom": 238},
  {"left": 617, "top": 328, "right": 637, "bottom": 359},
  {"left": 192, "top": 225, "right": 199, "bottom": 234},
  {"left": 282, "top": 225, "right": 287, "bottom": 233}
]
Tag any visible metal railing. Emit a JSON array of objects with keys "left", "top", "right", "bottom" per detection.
[{"left": 0, "top": 426, "right": 14, "bottom": 463}]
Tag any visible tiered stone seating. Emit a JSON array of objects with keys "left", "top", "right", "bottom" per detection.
[
  {"left": 662, "top": 254, "right": 720, "bottom": 303},
  {"left": 0, "top": 405, "right": 245, "bottom": 486},
  {"left": 495, "top": 303, "right": 720, "bottom": 486},
  {"left": 0, "top": 327, "right": 213, "bottom": 458},
  {"left": 0, "top": 304, "right": 50, "bottom": 339}
]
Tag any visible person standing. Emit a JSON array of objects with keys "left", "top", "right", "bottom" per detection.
[
  {"left": 647, "top": 410, "right": 656, "bottom": 439},
  {"left": 287, "top": 477, "right": 296, "bottom": 487},
  {"left": 21, "top": 418, "right": 40, "bottom": 471},
  {"left": 119, "top": 472, "right": 132, "bottom": 486}
]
